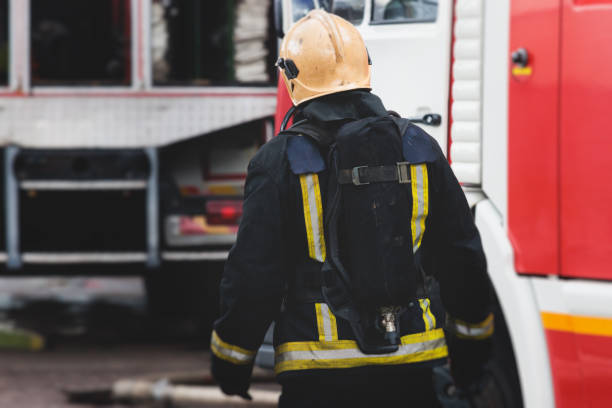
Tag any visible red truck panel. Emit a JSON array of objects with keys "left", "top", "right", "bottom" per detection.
[
  {"left": 559, "top": 0, "right": 612, "bottom": 280},
  {"left": 544, "top": 312, "right": 612, "bottom": 408},
  {"left": 508, "top": 0, "right": 561, "bottom": 275},
  {"left": 274, "top": 76, "right": 294, "bottom": 135}
]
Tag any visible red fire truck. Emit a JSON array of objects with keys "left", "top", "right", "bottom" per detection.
[
  {"left": 0, "top": 0, "right": 276, "bottom": 325},
  {"left": 274, "top": 1, "right": 612, "bottom": 407}
]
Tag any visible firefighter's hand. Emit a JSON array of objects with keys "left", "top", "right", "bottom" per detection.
[
  {"left": 211, "top": 353, "right": 253, "bottom": 400},
  {"left": 219, "top": 382, "right": 253, "bottom": 400},
  {"left": 448, "top": 335, "right": 492, "bottom": 389}
]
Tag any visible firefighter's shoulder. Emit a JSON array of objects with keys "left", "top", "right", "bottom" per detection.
[{"left": 401, "top": 120, "right": 443, "bottom": 164}]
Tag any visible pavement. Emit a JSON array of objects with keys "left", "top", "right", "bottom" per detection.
[{"left": 0, "top": 277, "right": 280, "bottom": 408}]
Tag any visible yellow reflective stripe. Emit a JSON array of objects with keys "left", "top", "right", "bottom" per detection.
[
  {"left": 418, "top": 165, "right": 429, "bottom": 249},
  {"left": 328, "top": 306, "right": 338, "bottom": 341},
  {"left": 312, "top": 174, "right": 327, "bottom": 262},
  {"left": 274, "top": 328, "right": 447, "bottom": 374},
  {"left": 418, "top": 298, "right": 436, "bottom": 331},
  {"left": 275, "top": 347, "right": 448, "bottom": 373},
  {"left": 410, "top": 165, "right": 419, "bottom": 249},
  {"left": 451, "top": 313, "right": 494, "bottom": 340},
  {"left": 210, "top": 330, "right": 256, "bottom": 365},
  {"left": 410, "top": 164, "right": 429, "bottom": 252},
  {"left": 315, "top": 303, "right": 326, "bottom": 342},
  {"left": 300, "top": 175, "right": 316, "bottom": 260},
  {"left": 401, "top": 327, "right": 445, "bottom": 344},
  {"left": 277, "top": 328, "right": 445, "bottom": 354},
  {"left": 315, "top": 303, "right": 339, "bottom": 342},
  {"left": 299, "top": 174, "right": 326, "bottom": 262}
]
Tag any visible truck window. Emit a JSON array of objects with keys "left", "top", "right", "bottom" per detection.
[
  {"left": 152, "top": 0, "right": 276, "bottom": 86},
  {"left": 286, "top": 1, "right": 362, "bottom": 26},
  {"left": 30, "top": 0, "right": 131, "bottom": 86},
  {"left": 331, "top": 0, "right": 365, "bottom": 25},
  {"left": 0, "top": 0, "right": 7, "bottom": 86},
  {"left": 292, "top": 0, "right": 316, "bottom": 21},
  {"left": 372, "top": 0, "right": 437, "bottom": 24}
]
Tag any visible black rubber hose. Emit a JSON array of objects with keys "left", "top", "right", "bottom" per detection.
[{"left": 280, "top": 105, "right": 296, "bottom": 132}]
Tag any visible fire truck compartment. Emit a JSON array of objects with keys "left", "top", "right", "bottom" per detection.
[
  {"left": 30, "top": 0, "right": 131, "bottom": 86},
  {"left": 152, "top": 0, "right": 276, "bottom": 86},
  {"left": 20, "top": 190, "right": 146, "bottom": 252}
]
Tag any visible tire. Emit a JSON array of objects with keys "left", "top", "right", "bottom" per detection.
[
  {"left": 144, "top": 261, "right": 223, "bottom": 344},
  {"left": 434, "top": 286, "right": 524, "bottom": 408}
]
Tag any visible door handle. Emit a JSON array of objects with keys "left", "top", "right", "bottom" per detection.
[
  {"left": 511, "top": 48, "right": 529, "bottom": 67},
  {"left": 407, "top": 113, "right": 442, "bottom": 127}
]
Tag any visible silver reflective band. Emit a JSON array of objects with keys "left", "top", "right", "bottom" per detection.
[
  {"left": 210, "top": 330, "right": 256, "bottom": 365},
  {"left": 300, "top": 174, "right": 326, "bottom": 262},
  {"left": 419, "top": 298, "right": 436, "bottom": 331},
  {"left": 449, "top": 313, "right": 494, "bottom": 340},
  {"left": 410, "top": 164, "right": 429, "bottom": 253},
  {"left": 274, "top": 329, "right": 448, "bottom": 374},
  {"left": 316, "top": 303, "right": 338, "bottom": 342}
]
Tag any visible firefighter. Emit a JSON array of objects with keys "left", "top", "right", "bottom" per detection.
[{"left": 211, "top": 9, "right": 493, "bottom": 407}]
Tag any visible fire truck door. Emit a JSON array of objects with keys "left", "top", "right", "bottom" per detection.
[
  {"left": 359, "top": 0, "right": 453, "bottom": 153},
  {"left": 276, "top": 0, "right": 452, "bottom": 152},
  {"left": 559, "top": 0, "right": 612, "bottom": 282}
]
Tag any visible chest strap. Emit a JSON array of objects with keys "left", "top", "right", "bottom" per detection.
[{"left": 338, "top": 162, "right": 411, "bottom": 186}]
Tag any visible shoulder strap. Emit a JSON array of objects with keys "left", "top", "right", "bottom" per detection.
[
  {"left": 390, "top": 116, "right": 439, "bottom": 163},
  {"left": 284, "top": 119, "right": 335, "bottom": 147},
  {"left": 284, "top": 119, "right": 334, "bottom": 175}
]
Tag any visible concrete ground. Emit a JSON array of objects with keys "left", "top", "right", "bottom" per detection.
[{"left": 0, "top": 277, "right": 280, "bottom": 408}]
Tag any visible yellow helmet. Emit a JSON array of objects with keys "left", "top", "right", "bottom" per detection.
[{"left": 277, "top": 9, "right": 371, "bottom": 106}]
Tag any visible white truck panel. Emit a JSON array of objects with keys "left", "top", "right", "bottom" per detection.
[
  {"left": 0, "top": 91, "right": 276, "bottom": 148},
  {"left": 452, "top": 80, "right": 480, "bottom": 100},
  {"left": 451, "top": 162, "right": 480, "bottom": 185},
  {"left": 532, "top": 278, "right": 612, "bottom": 320},
  {"left": 450, "top": 0, "right": 484, "bottom": 185},
  {"left": 450, "top": 141, "right": 480, "bottom": 162},
  {"left": 481, "top": 0, "right": 510, "bottom": 221},
  {"left": 451, "top": 122, "right": 480, "bottom": 142}
]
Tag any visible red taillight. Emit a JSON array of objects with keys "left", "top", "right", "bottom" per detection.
[{"left": 206, "top": 200, "right": 243, "bottom": 225}]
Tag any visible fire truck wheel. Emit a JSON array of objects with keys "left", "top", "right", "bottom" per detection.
[
  {"left": 144, "top": 261, "right": 223, "bottom": 345},
  {"left": 486, "top": 290, "right": 524, "bottom": 408}
]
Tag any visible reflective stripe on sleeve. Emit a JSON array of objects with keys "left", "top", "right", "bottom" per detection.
[
  {"left": 299, "top": 174, "right": 326, "bottom": 262},
  {"left": 410, "top": 164, "right": 429, "bottom": 253},
  {"left": 449, "top": 313, "right": 494, "bottom": 340},
  {"left": 418, "top": 298, "right": 437, "bottom": 331},
  {"left": 210, "top": 330, "right": 256, "bottom": 365},
  {"left": 274, "top": 328, "right": 448, "bottom": 374},
  {"left": 316, "top": 303, "right": 339, "bottom": 342}
]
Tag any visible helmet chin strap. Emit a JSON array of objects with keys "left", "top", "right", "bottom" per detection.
[{"left": 280, "top": 105, "right": 297, "bottom": 132}]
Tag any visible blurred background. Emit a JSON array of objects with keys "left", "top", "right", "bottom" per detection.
[
  {"left": 1, "top": 0, "right": 612, "bottom": 408},
  {"left": 0, "top": 0, "right": 280, "bottom": 407}
]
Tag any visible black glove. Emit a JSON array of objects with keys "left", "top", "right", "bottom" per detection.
[
  {"left": 211, "top": 353, "right": 254, "bottom": 400},
  {"left": 447, "top": 334, "right": 492, "bottom": 390}
]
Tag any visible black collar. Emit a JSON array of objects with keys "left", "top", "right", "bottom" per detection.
[{"left": 296, "top": 90, "right": 388, "bottom": 125}]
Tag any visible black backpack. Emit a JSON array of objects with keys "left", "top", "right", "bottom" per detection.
[{"left": 285, "top": 114, "right": 431, "bottom": 354}]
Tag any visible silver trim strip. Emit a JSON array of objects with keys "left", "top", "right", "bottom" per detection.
[
  {"left": 5, "top": 147, "right": 22, "bottom": 269},
  {"left": 21, "top": 252, "right": 148, "bottom": 264},
  {"left": 145, "top": 148, "right": 160, "bottom": 267},
  {"left": 19, "top": 180, "right": 148, "bottom": 191},
  {"left": 161, "top": 251, "right": 229, "bottom": 261}
]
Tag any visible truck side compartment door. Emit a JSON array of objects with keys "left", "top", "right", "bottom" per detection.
[
  {"left": 359, "top": 0, "right": 452, "bottom": 154},
  {"left": 559, "top": 0, "right": 612, "bottom": 282}
]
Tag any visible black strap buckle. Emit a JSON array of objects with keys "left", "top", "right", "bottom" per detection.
[
  {"left": 397, "top": 162, "right": 411, "bottom": 184},
  {"left": 352, "top": 166, "right": 369, "bottom": 186}
]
